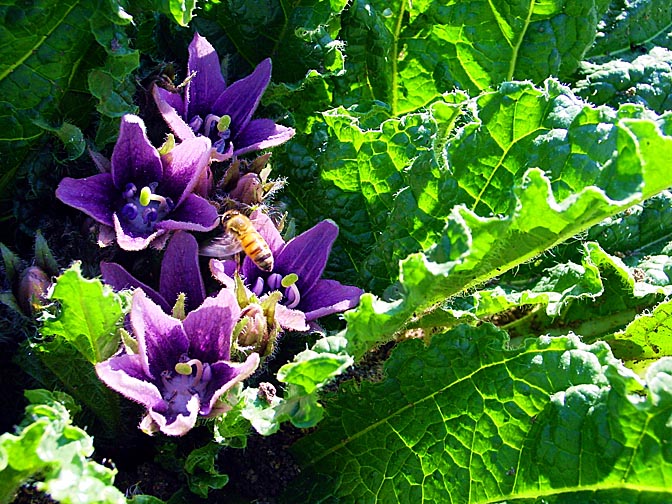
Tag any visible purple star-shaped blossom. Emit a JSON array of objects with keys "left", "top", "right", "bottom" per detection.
[
  {"left": 210, "top": 212, "right": 363, "bottom": 324},
  {"left": 95, "top": 289, "right": 259, "bottom": 436},
  {"left": 56, "top": 115, "right": 219, "bottom": 251},
  {"left": 100, "top": 231, "right": 205, "bottom": 314},
  {"left": 152, "top": 32, "right": 295, "bottom": 162}
]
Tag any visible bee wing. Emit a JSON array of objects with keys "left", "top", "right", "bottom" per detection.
[{"left": 199, "top": 233, "right": 243, "bottom": 258}]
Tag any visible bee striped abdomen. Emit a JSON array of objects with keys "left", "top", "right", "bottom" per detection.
[{"left": 223, "top": 211, "right": 274, "bottom": 272}]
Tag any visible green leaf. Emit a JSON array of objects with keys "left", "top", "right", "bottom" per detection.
[
  {"left": 337, "top": 0, "right": 610, "bottom": 113},
  {"left": 32, "top": 118, "right": 86, "bottom": 161},
  {"left": 286, "top": 326, "right": 672, "bottom": 502},
  {"left": 0, "top": 0, "right": 138, "bottom": 191},
  {"left": 588, "top": 0, "right": 672, "bottom": 58},
  {"left": 41, "top": 262, "right": 125, "bottom": 364},
  {"left": 184, "top": 443, "right": 229, "bottom": 498},
  {"left": 341, "top": 82, "right": 672, "bottom": 358},
  {"left": 0, "top": 389, "right": 125, "bottom": 504},
  {"left": 196, "top": 0, "right": 347, "bottom": 83},
  {"left": 605, "top": 298, "right": 672, "bottom": 374},
  {"left": 575, "top": 47, "right": 672, "bottom": 114}
]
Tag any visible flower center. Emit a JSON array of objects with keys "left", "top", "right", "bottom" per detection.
[
  {"left": 159, "top": 354, "right": 212, "bottom": 404},
  {"left": 250, "top": 272, "right": 301, "bottom": 309},
  {"left": 119, "top": 182, "right": 174, "bottom": 234},
  {"left": 189, "top": 113, "right": 232, "bottom": 154}
]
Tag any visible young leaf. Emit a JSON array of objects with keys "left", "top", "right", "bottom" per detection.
[
  {"left": 286, "top": 325, "right": 672, "bottom": 502},
  {"left": 0, "top": 389, "right": 125, "bottom": 504},
  {"left": 605, "top": 298, "right": 672, "bottom": 374},
  {"left": 184, "top": 443, "right": 229, "bottom": 498},
  {"left": 41, "top": 262, "right": 125, "bottom": 364}
]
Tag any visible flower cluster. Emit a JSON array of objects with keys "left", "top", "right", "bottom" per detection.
[{"left": 56, "top": 33, "right": 362, "bottom": 436}]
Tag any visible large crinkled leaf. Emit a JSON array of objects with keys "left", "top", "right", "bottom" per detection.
[
  {"left": 285, "top": 325, "right": 672, "bottom": 502},
  {"left": 336, "top": 0, "right": 610, "bottom": 113},
  {"left": 574, "top": 47, "right": 672, "bottom": 114},
  {"left": 341, "top": 100, "right": 672, "bottom": 358},
  {"left": 587, "top": 0, "right": 672, "bottom": 58}
]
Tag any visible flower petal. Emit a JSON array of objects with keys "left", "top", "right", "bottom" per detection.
[
  {"left": 159, "top": 136, "right": 212, "bottom": 204},
  {"left": 131, "top": 290, "right": 189, "bottom": 379},
  {"left": 95, "top": 354, "right": 165, "bottom": 411},
  {"left": 182, "top": 289, "right": 242, "bottom": 362},
  {"left": 186, "top": 32, "right": 228, "bottom": 120},
  {"left": 156, "top": 193, "right": 219, "bottom": 232},
  {"left": 300, "top": 279, "right": 363, "bottom": 321},
  {"left": 148, "top": 394, "right": 200, "bottom": 437},
  {"left": 275, "top": 219, "right": 339, "bottom": 291},
  {"left": 152, "top": 85, "right": 195, "bottom": 142},
  {"left": 275, "top": 304, "right": 309, "bottom": 331},
  {"left": 111, "top": 115, "right": 163, "bottom": 189},
  {"left": 159, "top": 231, "right": 206, "bottom": 313},
  {"left": 212, "top": 58, "right": 271, "bottom": 136},
  {"left": 56, "top": 173, "right": 116, "bottom": 226},
  {"left": 208, "top": 259, "right": 238, "bottom": 288},
  {"left": 201, "top": 353, "right": 260, "bottom": 417},
  {"left": 113, "top": 214, "right": 164, "bottom": 251},
  {"left": 100, "top": 261, "right": 170, "bottom": 313},
  {"left": 233, "top": 119, "right": 295, "bottom": 157}
]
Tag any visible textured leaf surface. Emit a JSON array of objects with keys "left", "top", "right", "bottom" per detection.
[
  {"left": 575, "top": 47, "right": 672, "bottom": 114},
  {"left": 340, "top": 83, "right": 672, "bottom": 358},
  {"left": 0, "top": 390, "right": 125, "bottom": 504},
  {"left": 41, "top": 263, "right": 125, "bottom": 364},
  {"left": 286, "top": 326, "right": 672, "bottom": 503},
  {"left": 336, "top": 0, "right": 609, "bottom": 112}
]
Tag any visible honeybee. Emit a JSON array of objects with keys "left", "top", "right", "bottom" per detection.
[{"left": 200, "top": 210, "right": 274, "bottom": 272}]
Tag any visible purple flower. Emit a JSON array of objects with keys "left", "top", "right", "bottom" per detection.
[
  {"left": 56, "top": 115, "right": 219, "bottom": 251},
  {"left": 95, "top": 289, "right": 259, "bottom": 436},
  {"left": 100, "top": 231, "right": 205, "bottom": 314},
  {"left": 210, "top": 212, "right": 363, "bottom": 324},
  {"left": 152, "top": 33, "right": 295, "bottom": 162}
]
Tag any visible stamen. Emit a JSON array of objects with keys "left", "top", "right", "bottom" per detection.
[
  {"left": 160, "top": 370, "right": 173, "bottom": 388},
  {"left": 121, "top": 203, "right": 138, "bottom": 220},
  {"left": 189, "top": 115, "right": 204, "bottom": 133},
  {"left": 267, "top": 273, "right": 283, "bottom": 291},
  {"left": 217, "top": 115, "right": 231, "bottom": 132},
  {"left": 142, "top": 207, "right": 158, "bottom": 224},
  {"left": 284, "top": 283, "right": 301, "bottom": 309},
  {"left": 281, "top": 273, "right": 299, "bottom": 288},
  {"left": 123, "top": 183, "right": 137, "bottom": 199},
  {"left": 252, "top": 276, "right": 265, "bottom": 296}
]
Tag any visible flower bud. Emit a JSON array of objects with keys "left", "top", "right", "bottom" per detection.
[
  {"left": 228, "top": 173, "right": 264, "bottom": 205},
  {"left": 17, "top": 266, "right": 51, "bottom": 315}
]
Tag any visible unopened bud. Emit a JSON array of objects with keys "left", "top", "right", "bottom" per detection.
[
  {"left": 228, "top": 173, "right": 264, "bottom": 205},
  {"left": 17, "top": 266, "right": 51, "bottom": 315}
]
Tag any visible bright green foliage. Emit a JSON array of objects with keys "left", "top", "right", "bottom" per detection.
[
  {"left": 0, "top": 390, "right": 125, "bottom": 504},
  {"left": 287, "top": 326, "right": 672, "bottom": 502},
  {"left": 42, "top": 263, "right": 126, "bottom": 364},
  {"left": 25, "top": 263, "right": 126, "bottom": 431},
  {"left": 336, "top": 0, "right": 609, "bottom": 111},
  {"left": 606, "top": 298, "right": 672, "bottom": 375}
]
